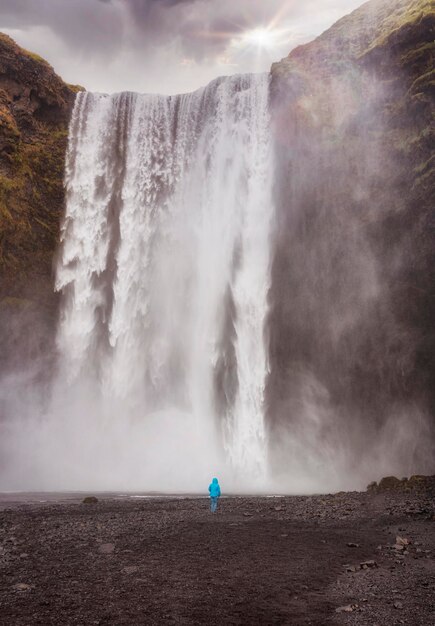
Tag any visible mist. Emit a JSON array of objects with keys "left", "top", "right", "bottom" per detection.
[{"left": 1, "top": 1, "right": 434, "bottom": 494}]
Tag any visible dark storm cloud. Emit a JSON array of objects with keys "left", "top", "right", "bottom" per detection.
[{"left": 121, "top": 0, "right": 243, "bottom": 59}]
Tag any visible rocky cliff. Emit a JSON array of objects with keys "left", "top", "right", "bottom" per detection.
[
  {"left": 268, "top": 0, "right": 434, "bottom": 467},
  {"left": 0, "top": 34, "right": 80, "bottom": 372}
]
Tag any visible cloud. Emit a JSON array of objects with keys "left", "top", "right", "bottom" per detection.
[{"left": 0, "top": 0, "right": 364, "bottom": 93}]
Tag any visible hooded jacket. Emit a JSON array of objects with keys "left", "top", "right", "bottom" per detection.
[{"left": 208, "top": 477, "right": 221, "bottom": 498}]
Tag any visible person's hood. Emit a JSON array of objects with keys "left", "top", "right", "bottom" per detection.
[{"left": 212, "top": 477, "right": 218, "bottom": 484}]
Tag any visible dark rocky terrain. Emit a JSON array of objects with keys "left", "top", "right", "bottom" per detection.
[{"left": 0, "top": 479, "right": 434, "bottom": 625}]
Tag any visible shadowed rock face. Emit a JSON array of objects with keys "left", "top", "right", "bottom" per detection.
[
  {"left": 267, "top": 0, "right": 434, "bottom": 467},
  {"left": 0, "top": 34, "right": 80, "bottom": 373}
]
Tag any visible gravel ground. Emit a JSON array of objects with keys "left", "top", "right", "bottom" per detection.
[{"left": 0, "top": 484, "right": 434, "bottom": 625}]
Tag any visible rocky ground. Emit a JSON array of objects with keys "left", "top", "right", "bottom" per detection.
[{"left": 0, "top": 480, "right": 434, "bottom": 625}]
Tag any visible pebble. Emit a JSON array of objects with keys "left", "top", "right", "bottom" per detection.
[
  {"left": 335, "top": 604, "right": 358, "bottom": 613},
  {"left": 13, "top": 583, "right": 31, "bottom": 591},
  {"left": 396, "top": 536, "right": 410, "bottom": 546},
  {"left": 99, "top": 543, "right": 115, "bottom": 554},
  {"left": 346, "top": 565, "right": 358, "bottom": 573}
]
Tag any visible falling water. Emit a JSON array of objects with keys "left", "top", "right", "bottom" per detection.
[{"left": 55, "top": 74, "right": 274, "bottom": 488}]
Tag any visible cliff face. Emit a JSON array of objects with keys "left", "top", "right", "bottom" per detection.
[
  {"left": 0, "top": 34, "right": 80, "bottom": 371},
  {"left": 268, "top": 0, "right": 434, "bottom": 467}
]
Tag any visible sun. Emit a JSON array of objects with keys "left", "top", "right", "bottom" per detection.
[
  {"left": 238, "top": 26, "right": 290, "bottom": 51},
  {"left": 243, "top": 28, "right": 275, "bottom": 48}
]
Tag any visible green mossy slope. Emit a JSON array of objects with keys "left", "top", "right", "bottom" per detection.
[{"left": 0, "top": 34, "right": 81, "bottom": 370}]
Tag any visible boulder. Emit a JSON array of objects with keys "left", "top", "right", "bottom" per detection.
[
  {"left": 82, "top": 496, "right": 98, "bottom": 504},
  {"left": 378, "top": 476, "right": 401, "bottom": 490}
]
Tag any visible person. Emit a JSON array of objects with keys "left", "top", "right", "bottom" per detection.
[{"left": 208, "top": 477, "right": 221, "bottom": 513}]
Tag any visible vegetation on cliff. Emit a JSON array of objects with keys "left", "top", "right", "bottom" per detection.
[{"left": 0, "top": 33, "right": 80, "bottom": 369}]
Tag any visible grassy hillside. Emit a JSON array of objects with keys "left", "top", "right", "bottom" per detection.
[{"left": 0, "top": 34, "right": 81, "bottom": 371}]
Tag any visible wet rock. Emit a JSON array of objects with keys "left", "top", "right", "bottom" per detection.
[
  {"left": 408, "top": 475, "right": 426, "bottom": 486},
  {"left": 378, "top": 476, "right": 401, "bottom": 490},
  {"left": 83, "top": 496, "right": 99, "bottom": 505},
  {"left": 368, "top": 475, "right": 435, "bottom": 495}
]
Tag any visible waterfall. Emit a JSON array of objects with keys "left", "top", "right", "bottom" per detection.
[{"left": 55, "top": 74, "right": 274, "bottom": 488}]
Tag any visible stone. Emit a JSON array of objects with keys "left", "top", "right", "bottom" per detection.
[
  {"left": 396, "top": 536, "right": 410, "bottom": 546},
  {"left": 347, "top": 542, "right": 359, "bottom": 548},
  {"left": 122, "top": 566, "right": 138, "bottom": 574},
  {"left": 99, "top": 543, "right": 115, "bottom": 554},
  {"left": 394, "top": 544, "right": 405, "bottom": 551},
  {"left": 394, "top": 601, "right": 403, "bottom": 609},
  {"left": 83, "top": 496, "right": 99, "bottom": 504},
  {"left": 408, "top": 475, "right": 425, "bottom": 484},
  {"left": 335, "top": 604, "right": 358, "bottom": 613},
  {"left": 378, "top": 476, "right": 401, "bottom": 490},
  {"left": 360, "top": 560, "right": 378, "bottom": 569},
  {"left": 13, "top": 583, "right": 31, "bottom": 591}
]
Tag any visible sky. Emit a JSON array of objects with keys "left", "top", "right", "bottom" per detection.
[{"left": 0, "top": 0, "right": 364, "bottom": 95}]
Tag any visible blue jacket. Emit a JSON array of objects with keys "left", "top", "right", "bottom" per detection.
[{"left": 208, "top": 477, "right": 221, "bottom": 498}]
